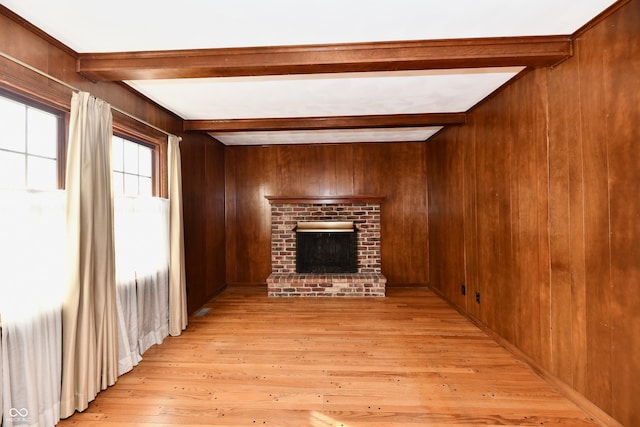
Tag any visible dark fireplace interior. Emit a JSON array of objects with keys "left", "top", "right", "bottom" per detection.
[{"left": 296, "top": 221, "right": 357, "bottom": 273}]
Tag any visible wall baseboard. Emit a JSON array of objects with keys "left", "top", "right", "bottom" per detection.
[
  {"left": 428, "top": 285, "right": 623, "bottom": 427},
  {"left": 188, "top": 284, "right": 228, "bottom": 315},
  {"left": 226, "top": 282, "right": 267, "bottom": 287},
  {"left": 385, "top": 282, "right": 429, "bottom": 288}
]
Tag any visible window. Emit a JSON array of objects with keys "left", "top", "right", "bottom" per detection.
[
  {"left": 112, "top": 135, "right": 154, "bottom": 197},
  {"left": 0, "top": 94, "right": 61, "bottom": 189}
]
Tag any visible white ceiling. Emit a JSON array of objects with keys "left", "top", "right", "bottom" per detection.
[
  {"left": 127, "top": 68, "right": 525, "bottom": 119},
  {"left": 212, "top": 127, "right": 444, "bottom": 146},
  {"left": 0, "top": 0, "right": 619, "bottom": 145}
]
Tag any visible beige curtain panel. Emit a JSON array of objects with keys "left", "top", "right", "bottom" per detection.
[
  {"left": 168, "top": 134, "right": 188, "bottom": 336},
  {"left": 61, "top": 91, "right": 118, "bottom": 418}
]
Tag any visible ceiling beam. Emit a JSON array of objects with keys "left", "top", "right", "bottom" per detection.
[
  {"left": 183, "top": 113, "right": 466, "bottom": 133},
  {"left": 78, "top": 36, "right": 572, "bottom": 81}
]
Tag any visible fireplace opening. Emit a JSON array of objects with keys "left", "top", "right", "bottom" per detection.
[{"left": 295, "top": 221, "right": 357, "bottom": 273}]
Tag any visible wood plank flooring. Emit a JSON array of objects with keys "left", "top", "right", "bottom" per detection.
[{"left": 57, "top": 287, "right": 600, "bottom": 426}]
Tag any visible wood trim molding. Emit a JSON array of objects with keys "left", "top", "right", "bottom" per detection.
[
  {"left": 0, "top": 61, "right": 73, "bottom": 112},
  {"left": 184, "top": 113, "right": 466, "bottom": 132},
  {"left": 77, "top": 36, "right": 572, "bottom": 81},
  {"left": 572, "top": 0, "right": 631, "bottom": 38},
  {"left": 0, "top": 5, "right": 78, "bottom": 58},
  {"left": 266, "top": 195, "right": 385, "bottom": 205}
]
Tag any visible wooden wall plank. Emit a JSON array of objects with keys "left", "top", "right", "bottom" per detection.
[
  {"left": 204, "top": 140, "right": 227, "bottom": 300},
  {"left": 566, "top": 99, "right": 588, "bottom": 400},
  {"left": 599, "top": 3, "right": 640, "bottom": 425},
  {"left": 181, "top": 137, "right": 206, "bottom": 311},
  {"left": 576, "top": 28, "right": 614, "bottom": 416},
  {"left": 426, "top": 129, "right": 466, "bottom": 307},
  {"left": 181, "top": 135, "right": 227, "bottom": 313},
  {"left": 353, "top": 143, "right": 429, "bottom": 285},
  {"left": 546, "top": 64, "right": 575, "bottom": 383},
  {"left": 276, "top": 144, "right": 354, "bottom": 196},
  {"left": 224, "top": 147, "right": 238, "bottom": 285},
  {"left": 533, "top": 74, "right": 552, "bottom": 370},
  {"left": 472, "top": 94, "right": 514, "bottom": 338},
  {"left": 225, "top": 146, "right": 277, "bottom": 285},
  {"left": 509, "top": 70, "right": 550, "bottom": 365},
  {"left": 547, "top": 49, "right": 588, "bottom": 392},
  {"left": 460, "top": 119, "right": 478, "bottom": 317}
]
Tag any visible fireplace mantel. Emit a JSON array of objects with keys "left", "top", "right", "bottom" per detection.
[{"left": 265, "top": 195, "right": 385, "bottom": 205}]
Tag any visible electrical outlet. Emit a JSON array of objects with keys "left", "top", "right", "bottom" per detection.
[
  {"left": 475, "top": 291, "right": 480, "bottom": 304},
  {"left": 461, "top": 284, "right": 466, "bottom": 295}
]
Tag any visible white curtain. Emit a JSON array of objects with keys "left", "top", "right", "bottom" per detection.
[
  {"left": 168, "top": 135, "right": 188, "bottom": 336},
  {"left": 0, "top": 92, "right": 181, "bottom": 426},
  {"left": 114, "top": 196, "right": 170, "bottom": 375},
  {"left": 0, "top": 189, "right": 66, "bottom": 427},
  {"left": 60, "top": 92, "right": 118, "bottom": 418}
]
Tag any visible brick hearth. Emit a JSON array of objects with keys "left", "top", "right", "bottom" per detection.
[
  {"left": 267, "top": 273, "right": 386, "bottom": 297},
  {"left": 265, "top": 195, "right": 386, "bottom": 297}
]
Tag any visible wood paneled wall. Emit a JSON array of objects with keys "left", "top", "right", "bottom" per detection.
[
  {"left": 426, "top": 1, "right": 640, "bottom": 425},
  {"left": 181, "top": 134, "right": 227, "bottom": 313},
  {"left": 224, "top": 143, "right": 429, "bottom": 286}
]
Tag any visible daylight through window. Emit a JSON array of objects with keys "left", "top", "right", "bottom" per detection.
[
  {"left": 112, "top": 135, "right": 154, "bottom": 197},
  {"left": 0, "top": 94, "right": 60, "bottom": 190}
]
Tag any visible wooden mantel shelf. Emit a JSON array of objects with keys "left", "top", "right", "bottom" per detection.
[{"left": 265, "top": 195, "right": 385, "bottom": 204}]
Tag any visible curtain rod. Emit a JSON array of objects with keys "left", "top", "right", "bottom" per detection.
[{"left": 0, "top": 50, "right": 179, "bottom": 140}]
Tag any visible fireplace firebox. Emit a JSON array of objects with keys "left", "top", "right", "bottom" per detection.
[{"left": 295, "top": 221, "right": 357, "bottom": 273}]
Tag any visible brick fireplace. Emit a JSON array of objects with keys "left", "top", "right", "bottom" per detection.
[{"left": 265, "top": 195, "right": 386, "bottom": 297}]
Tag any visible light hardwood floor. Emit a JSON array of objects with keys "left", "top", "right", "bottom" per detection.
[{"left": 57, "top": 287, "right": 600, "bottom": 426}]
